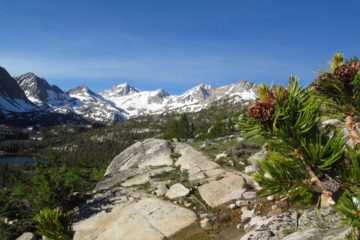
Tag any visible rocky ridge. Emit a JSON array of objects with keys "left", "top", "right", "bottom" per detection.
[
  {"left": 71, "top": 137, "right": 349, "bottom": 240},
  {"left": 1, "top": 66, "right": 257, "bottom": 124},
  {"left": 102, "top": 81, "right": 257, "bottom": 116},
  {"left": 0, "top": 67, "right": 37, "bottom": 113},
  {"left": 15, "top": 72, "right": 67, "bottom": 107},
  {"left": 15, "top": 73, "right": 126, "bottom": 124}
]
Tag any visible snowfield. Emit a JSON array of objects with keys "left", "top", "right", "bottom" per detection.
[{"left": 102, "top": 81, "right": 257, "bottom": 117}]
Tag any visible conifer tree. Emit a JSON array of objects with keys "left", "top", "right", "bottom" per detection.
[
  {"left": 240, "top": 79, "right": 345, "bottom": 202},
  {"left": 239, "top": 54, "right": 360, "bottom": 239},
  {"left": 164, "top": 113, "right": 194, "bottom": 139}
]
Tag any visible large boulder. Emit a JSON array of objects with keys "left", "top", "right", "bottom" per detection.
[
  {"left": 96, "top": 166, "right": 174, "bottom": 190},
  {"left": 105, "top": 138, "right": 173, "bottom": 175},
  {"left": 73, "top": 198, "right": 204, "bottom": 240}
]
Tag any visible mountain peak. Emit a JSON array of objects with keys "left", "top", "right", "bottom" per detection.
[
  {"left": 196, "top": 83, "right": 212, "bottom": 89},
  {"left": 16, "top": 72, "right": 46, "bottom": 85},
  {"left": 20, "top": 72, "right": 37, "bottom": 78},
  {"left": 179, "top": 83, "right": 214, "bottom": 102},
  {"left": 68, "top": 85, "right": 96, "bottom": 96},
  {"left": 15, "top": 72, "right": 64, "bottom": 104},
  {"left": 100, "top": 82, "right": 140, "bottom": 97},
  {"left": 116, "top": 82, "right": 129, "bottom": 87}
]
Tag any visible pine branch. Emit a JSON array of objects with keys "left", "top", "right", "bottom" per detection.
[
  {"left": 254, "top": 152, "right": 314, "bottom": 201},
  {"left": 346, "top": 116, "right": 360, "bottom": 149}
]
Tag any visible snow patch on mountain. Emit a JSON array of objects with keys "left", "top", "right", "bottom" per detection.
[
  {"left": 102, "top": 89, "right": 169, "bottom": 116},
  {"left": 15, "top": 73, "right": 127, "bottom": 124},
  {"left": 67, "top": 85, "right": 127, "bottom": 123},
  {"left": 16, "top": 73, "right": 69, "bottom": 108},
  {"left": 0, "top": 96, "right": 37, "bottom": 113},
  {"left": 181, "top": 84, "right": 214, "bottom": 101},
  {"left": 102, "top": 81, "right": 257, "bottom": 117},
  {"left": 2, "top": 65, "right": 257, "bottom": 123}
]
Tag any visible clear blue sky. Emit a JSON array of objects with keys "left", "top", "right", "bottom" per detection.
[{"left": 1, "top": 0, "right": 359, "bottom": 94}]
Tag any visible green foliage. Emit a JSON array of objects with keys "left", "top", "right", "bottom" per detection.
[
  {"left": 301, "top": 126, "right": 345, "bottom": 171},
  {"left": 313, "top": 73, "right": 350, "bottom": 112},
  {"left": 34, "top": 208, "right": 73, "bottom": 240},
  {"left": 0, "top": 151, "right": 103, "bottom": 239},
  {"left": 257, "top": 83, "right": 271, "bottom": 100},
  {"left": 329, "top": 52, "right": 344, "bottom": 71},
  {"left": 314, "top": 53, "right": 360, "bottom": 116},
  {"left": 345, "top": 56, "right": 360, "bottom": 64},
  {"left": 334, "top": 191, "right": 360, "bottom": 238},
  {"left": 352, "top": 72, "right": 360, "bottom": 112},
  {"left": 254, "top": 152, "right": 315, "bottom": 203},
  {"left": 64, "top": 170, "right": 81, "bottom": 193},
  {"left": 345, "top": 148, "right": 360, "bottom": 185},
  {"left": 202, "top": 118, "right": 235, "bottom": 139},
  {"left": 240, "top": 77, "right": 345, "bottom": 201},
  {"left": 164, "top": 113, "right": 194, "bottom": 139},
  {"left": 241, "top": 54, "right": 360, "bottom": 237}
]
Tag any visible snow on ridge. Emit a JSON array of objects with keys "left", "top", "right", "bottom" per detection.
[
  {"left": 4, "top": 69, "right": 257, "bottom": 123},
  {"left": 100, "top": 82, "right": 140, "bottom": 98},
  {"left": 0, "top": 96, "right": 37, "bottom": 113},
  {"left": 102, "top": 81, "right": 257, "bottom": 117}
]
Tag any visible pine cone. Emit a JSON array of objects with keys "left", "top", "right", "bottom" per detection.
[
  {"left": 248, "top": 99, "right": 275, "bottom": 122},
  {"left": 311, "top": 72, "right": 335, "bottom": 91},
  {"left": 333, "top": 62, "right": 360, "bottom": 84},
  {"left": 270, "top": 86, "right": 289, "bottom": 101}
]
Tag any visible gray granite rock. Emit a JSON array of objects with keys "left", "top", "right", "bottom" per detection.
[
  {"left": 16, "top": 232, "right": 35, "bottom": 240},
  {"left": 298, "top": 208, "right": 342, "bottom": 230},
  {"left": 165, "top": 183, "right": 190, "bottom": 200},
  {"left": 105, "top": 138, "right": 173, "bottom": 175},
  {"left": 282, "top": 228, "right": 323, "bottom": 240}
]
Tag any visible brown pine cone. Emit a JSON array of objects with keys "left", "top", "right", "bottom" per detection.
[
  {"left": 248, "top": 99, "right": 275, "bottom": 122},
  {"left": 333, "top": 62, "right": 360, "bottom": 84}
]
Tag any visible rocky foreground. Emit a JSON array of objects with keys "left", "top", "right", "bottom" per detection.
[{"left": 70, "top": 138, "right": 350, "bottom": 240}]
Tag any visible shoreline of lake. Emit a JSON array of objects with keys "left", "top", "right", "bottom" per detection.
[{"left": 0, "top": 154, "right": 45, "bottom": 166}]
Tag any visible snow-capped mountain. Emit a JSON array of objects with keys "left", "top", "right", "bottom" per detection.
[
  {"left": 102, "top": 81, "right": 257, "bottom": 117},
  {"left": 67, "top": 85, "right": 127, "bottom": 123},
  {"left": 15, "top": 72, "right": 69, "bottom": 108},
  {"left": 177, "top": 84, "right": 214, "bottom": 103},
  {"left": 101, "top": 88, "right": 170, "bottom": 116},
  {"left": 213, "top": 81, "right": 258, "bottom": 102},
  {"left": 100, "top": 83, "right": 140, "bottom": 98},
  {"left": 14, "top": 72, "right": 127, "bottom": 124},
  {"left": 0, "top": 67, "right": 37, "bottom": 113},
  {"left": 0, "top": 65, "right": 257, "bottom": 125}
]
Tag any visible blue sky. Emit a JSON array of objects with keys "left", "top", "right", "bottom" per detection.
[{"left": 1, "top": 0, "right": 359, "bottom": 94}]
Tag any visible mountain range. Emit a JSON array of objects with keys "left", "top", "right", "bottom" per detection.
[{"left": 0, "top": 66, "right": 257, "bottom": 125}]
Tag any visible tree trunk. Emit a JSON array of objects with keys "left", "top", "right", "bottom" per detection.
[
  {"left": 346, "top": 115, "right": 360, "bottom": 149},
  {"left": 296, "top": 148, "right": 343, "bottom": 204}
]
